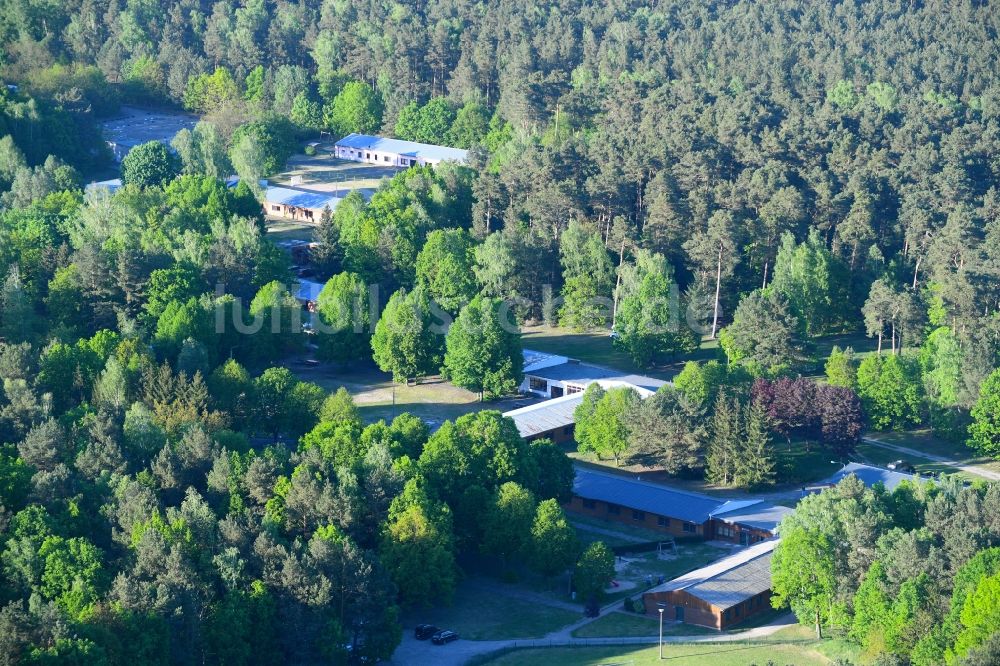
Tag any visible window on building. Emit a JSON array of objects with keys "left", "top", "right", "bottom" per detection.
[
  {"left": 365, "top": 152, "right": 370, "bottom": 159},
  {"left": 305, "top": 210, "right": 314, "bottom": 220},
  {"left": 607, "top": 503, "right": 620, "bottom": 515},
  {"left": 565, "top": 385, "right": 583, "bottom": 394},
  {"left": 271, "top": 205, "right": 280, "bottom": 211},
  {"left": 582, "top": 499, "right": 595, "bottom": 509},
  {"left": 528, "top": 377, "right": 547, "bottom": 392},
  {"left": 384, "top": 155, "right": 391, "bottom": 162},
  {"left": 734, "top": 605, "right": 741, "bottom": 617},
  {"left": 657, "top": 516, "right": 670, "bottom": 527},
  {"left": 682, "top": 522, "right": 696, "bottom": 533},
  {"left": 632, "top": 509, "right": 645, "bottom": 521},
  {"left": 717, "top": 525, "right": 734, "bottom": 538}
]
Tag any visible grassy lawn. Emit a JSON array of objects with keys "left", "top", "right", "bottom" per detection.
[
  {"left": 572, "top": 612, "right": 717, "bottom": 638},
  {"left": 855, "top": 442, "right": 973, "bottom": 481},
  {"left": 869, "top": 429, "right": 1000, "bottom": 475},
  {"left": 287, "top": 358, "right": 525, "bottom": 427},
  {"left": 483, "top": 641, "right": 837, "bottom": 665},
  {"left": 774, "top": 439, "right": 844, "bottom": 486},
  {"left": 403, "top": 582, "right": 579, "bottom": 641},
  {"left": 520, "top": 325, "right": 720, "bottom": 380},
  {"left": 266, "top": 220, "right": 315, "bottom": 243}
]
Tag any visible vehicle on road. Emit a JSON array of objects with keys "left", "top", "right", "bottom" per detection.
[
  {"left": 414, "top": 624, "right": 439, "bottom": 640},
  {"left": 431, "top": 630, "right": 459, "bottom": 645},
  {"left": 888, "top": 460, "right": 916, "bottom": 473}
]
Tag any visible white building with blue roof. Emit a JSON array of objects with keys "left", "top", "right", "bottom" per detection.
[{"left": 334, "top": 133, "right": 468, "bottom": 167}]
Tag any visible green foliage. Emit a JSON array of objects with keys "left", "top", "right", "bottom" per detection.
[
  {"left": 614, "top": 270, "right": 697, "bottom": 367},
  {"left": 120, "top": 141, "right": 181, "bottom": 188},
  {"left": 825, "top": 346, "right": 859, "bottom": 390},
  {"left": 444, "top": 295, "right": 523, "bottom": 399},
  {"left": 770, "top": 231, "right": 851, "bottom": 336},
  {"left": 574, "top": 541, "right": 615, "bottom": 602},
  {"left": 720, "top": 289, "right": 799, "bottom": 376},
  {"left": 415, "top": 228, "right": 477, "bottom": 313},
  {"left": 315, "top": 272, "right": 371, "bottom": 365},
  {"left": 529, "top": 499, "right": 579, "bottom": 578},
  {"left": 183, "top": 67, "right": 240, "bottom": 113},
  {"left": 771, "top": 526, "right": 837, "bottom": 637},
  {"left": 324, "top": 81, "right": 383, "bottom": 136},
  {"left": 857, "top": 354, "right": 925, "bottom": 431},
  {"left": 575, "top": 385, "right": 640, "bottom": 464},
  {"left": 969, "top": 369, "right": 1000, "bottom": 457},
  {"left": 371, "top": 286, "right": 445, "bottom": 382},
  {"left": 381, "top": 500, "right": 457, "bottom": 608}
]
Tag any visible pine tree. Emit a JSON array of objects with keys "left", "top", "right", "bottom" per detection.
[
  {"left": 734, "top": 400, "right": 776, "bottom": 488},
  {"left": 706, "top": 393, "right": 741, "bottom": 485}
]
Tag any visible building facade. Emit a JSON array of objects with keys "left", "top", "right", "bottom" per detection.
[
  {"left": 642, "top": 539, "right": 777, "bottom": 630},
  {"left": 264, "top": 186, "right": 341, "bottom": 223},
  {"left": 334, "top": 134, "right": 468, "bottom": 167}
]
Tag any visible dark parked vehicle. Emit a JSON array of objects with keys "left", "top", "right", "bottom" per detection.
[
  {"left": 431, "top": 630, "right": 459, "bottom": 645},
  {"left": 414, "top": 624, "right": 439, "bottom": 640},
  {"left": 888, "top": 460, "right": 916, "bottom": 473}
]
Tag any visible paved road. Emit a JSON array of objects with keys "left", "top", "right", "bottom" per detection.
[
  {"left": 388, "top": 607, "right": 797, "bottom": 665},
  {"left": 862, "top": 437, "right": 1000, "bottom": 481}
]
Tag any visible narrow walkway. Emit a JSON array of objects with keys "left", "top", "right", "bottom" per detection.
[{"left": 863, "top": 436, "right": 1000, "bottom": 481}]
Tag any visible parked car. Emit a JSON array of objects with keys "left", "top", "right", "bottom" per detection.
[
  {"left": 431, "top": 630, "right": 459, "bottom": 645},
  {"left": 888, "top": 460, "right": 916, "bottom": 473},
  {"left": 414, "top": 624, "right": 439, "bottom": 640}
]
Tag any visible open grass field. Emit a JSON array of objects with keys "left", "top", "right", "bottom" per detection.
[
  {"left": 266, "top": 220, "right": 315, "bottom": 243},
  {"left": 401, "top": 580, "right": 580, "bottom": 641}
]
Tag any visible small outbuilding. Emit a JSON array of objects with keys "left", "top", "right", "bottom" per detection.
[{"left": 642, "top": 539, "right": 778, "bottom": 630}]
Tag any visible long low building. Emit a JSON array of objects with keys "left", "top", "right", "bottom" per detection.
[
  {"left": 334, "top": 134, "right": 468, "bottom": 167},
  {"left": 642, "top": 539, "right": 778, "bottom": 629},
  {"left": 566, "top": 469, "right": 791, "bottom": 544},
  {"left": 520, "top": 349, "right": 666, "bottom": 398},
  {"left": 264, "top": 186, "right": 342, "bottom": 223}
]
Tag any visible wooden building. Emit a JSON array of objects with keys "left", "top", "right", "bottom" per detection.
[{"left": 642, "top": 539, "right": 778, "bottom": 630}]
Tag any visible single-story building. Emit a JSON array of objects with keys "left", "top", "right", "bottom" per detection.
[
  {"left": 503, "top": 393, "right": 584, "bottom": 443},
  {"left": 821, "top": 462, "right": 921, "bottom": 492},
  {"left": 642, "top": 539, "right": 778, "bottom": 630},
  {"left": 520, "top": 349, "right": 666, "bottom": 398},
  {"left": 334, "top": 133, "right": 468, "bottom": 167},
  {"left": 710, "top": 500, "right": 794, "bottom": 547},
  {"left": 264, "top": 186, "right": 341, "bottom": 223},
  {"left": 566, "top": 469, "right": 790, "bottom": 544},
  {"left": 503, "top": 378, "right": 658, "bottom": 443},
  {"left": 85, "top": 178, "right": 123, "bottom": 196}
]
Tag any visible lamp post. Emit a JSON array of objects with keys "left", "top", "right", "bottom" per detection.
[{"left": 658, "top": 606, "right": 665, "bottom": 659}]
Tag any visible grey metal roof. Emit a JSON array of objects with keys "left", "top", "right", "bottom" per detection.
[
  {"left": 711, "top": 501, "right": 794, "bottom": 533},
  {"left": 265, "top": 186, "right": 341, "bottom": 211},
  {"left": 503, "top": 393, "right": 583, "bottom": 438},
  {"left": 824, "top": 463, "right": 920, "bottom": 491},
  {"left": 649, "top": 539, "right": 777, "bottom": 610},
  {"left": 526, "top": 361, "right": 666, "bottom": 392},
  {"left": 335, "top": 133, "right": 468, "bottom": 163},
  {"left": 573, "top": 469, "right": 722, "bottom": 524}
]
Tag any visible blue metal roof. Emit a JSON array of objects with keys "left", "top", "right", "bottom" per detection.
[
  {"left": 265, "top": 186, "right": 341, "bottom": 211},
  {"left": 335, "top": 133, "right": 468, "bottom": 163},
  {"left": 573, "top": 469, "right": 723, "bottom": 524},
  {"left": 824, "top": 462, "right": 920, "bottom": 491}
]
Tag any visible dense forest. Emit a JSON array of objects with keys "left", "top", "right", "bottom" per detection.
[{"left": 1, "top": 0, "right": 1000, "bottom": 663}]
